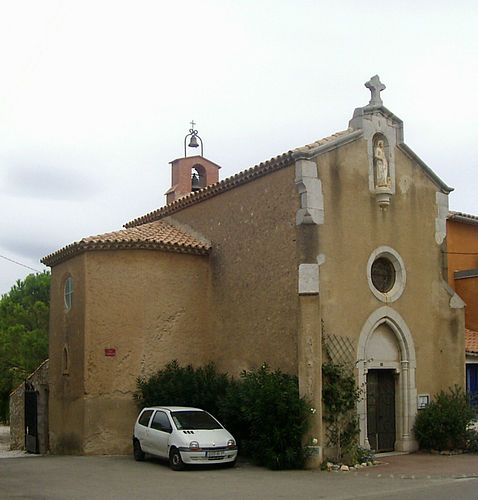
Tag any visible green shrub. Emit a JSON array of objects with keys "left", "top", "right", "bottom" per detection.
[
  {"left": 134, "top": 360, "right": 231, "bottom": 417},
  {"left": 413, "top": 386, "right": 476, "bottom": 450},
  {"left": 466, "top": 428, "right": 478, "bottom": 453},
  {"left": 220, "top": 364, "right": 311, "bottom": 470},
  {"left": 135, "top": 361, "right": 311, "bottom": 469}
]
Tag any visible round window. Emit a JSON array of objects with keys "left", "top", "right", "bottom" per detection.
[
  {"left": 371, "top": 257, "right": 395, "bottom": 293},
  {"left": 367, "top": 247, "right": 406, "bottom": 303}
]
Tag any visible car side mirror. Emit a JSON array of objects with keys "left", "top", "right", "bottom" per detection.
[{"left": 163, "top": 425, "right": 172, "bottom": 434}]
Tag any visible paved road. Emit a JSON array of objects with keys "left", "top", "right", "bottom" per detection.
[
  {"left": 2, "top": 426, "right": 478, "bottom": 499},
  {"left": 1, "top": 454, "right": 478, "bottom": 500}
]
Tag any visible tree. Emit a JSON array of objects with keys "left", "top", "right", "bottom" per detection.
[{"left": 0, "top": 272, "right": 50, "bottom": 422}]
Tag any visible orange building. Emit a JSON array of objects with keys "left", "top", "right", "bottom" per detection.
[{"left": 447, "top": 212, "right": 478, "bottom": 401}]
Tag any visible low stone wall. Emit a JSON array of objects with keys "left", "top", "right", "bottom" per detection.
[
  {"left": 9, "top": 385, "right": 23, "bottom": 450},
  {"left": 9, "top": 360, "right": 49, "bottom": 453}
]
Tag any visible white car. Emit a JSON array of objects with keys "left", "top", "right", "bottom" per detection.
[{"left": 133, "top": 406, "right": 238, "bottom": 470}]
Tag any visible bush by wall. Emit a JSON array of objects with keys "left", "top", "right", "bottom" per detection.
[
  {"left": 413, "top": 386, "right": 476, "bottom": 451},
  {"left": 134, "top": 360, "right": 231, "bottom": 417},
  {"left": 220, "top": 364, "right": 311, "bottom": 470},
  {"left": 134, "top": 361, "right": 311, "bottom": 469}
]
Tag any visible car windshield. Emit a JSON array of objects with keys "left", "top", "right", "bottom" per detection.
[{"left": 171, "top": 411, "right": 222, "bottom": 430}]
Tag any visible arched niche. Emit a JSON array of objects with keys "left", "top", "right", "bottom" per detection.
[{"left": 372, "top": 133, "right": 391, "bottom": 189}]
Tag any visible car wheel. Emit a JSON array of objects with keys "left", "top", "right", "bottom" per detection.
[
  {"left": 133, "top": 439, "right": 145, "bottom": 461},
  {"left": 169, "top": 448, "right": 185, "bottom": 471}
]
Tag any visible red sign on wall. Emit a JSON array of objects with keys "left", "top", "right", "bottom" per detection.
[{"left": 105, "top": 348, "right": 116, "bottom": 357}]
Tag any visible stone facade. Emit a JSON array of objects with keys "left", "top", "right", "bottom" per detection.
[{"left": 42, "top": 76, "right": 465, "bottom": 460}]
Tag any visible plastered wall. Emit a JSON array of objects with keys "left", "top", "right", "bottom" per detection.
[
  {"left": 447, "top": 219, "right": 478, "bottom": 286},
  {"left": 48, "top": 255, "right": 86, "bottom": 454},
  {"left": 447, "top": 219, "right": 478, "bottom": 331},
  {"left": 49, "top": 249, "right": 211, "bottom": 454},
  {"left": 315, "top": 138, "right": 464, "bottom": 396},
  {"left": 164, "top": 165, "right": 301, "bottom": 377}
]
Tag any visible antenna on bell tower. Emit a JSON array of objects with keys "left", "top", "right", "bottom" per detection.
[{"left": 184, "top": 120, "right": 204, "bottom": 157}]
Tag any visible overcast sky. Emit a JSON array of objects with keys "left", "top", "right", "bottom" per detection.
[{"left": 1, "top": 0, "right": 477, "bottom": 296}]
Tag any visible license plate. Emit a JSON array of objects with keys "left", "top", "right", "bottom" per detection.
[{"left": 206, "top": 450, "right": 225, "bottom": 458}]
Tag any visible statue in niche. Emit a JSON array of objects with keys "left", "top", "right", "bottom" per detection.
[{"left": 374, "top": 139, "right": 390, "bottom": 188}]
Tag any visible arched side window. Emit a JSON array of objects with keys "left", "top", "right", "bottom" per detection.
[{"left": 62, "top": 344, "right": 70, "bottom": 375}]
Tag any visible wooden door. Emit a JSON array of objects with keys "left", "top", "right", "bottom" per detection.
[{"left": 367, "top": 370, "right": 395, "bottom": 452}]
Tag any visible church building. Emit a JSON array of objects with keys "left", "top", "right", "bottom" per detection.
[{"left": 42, "top": 76, "right": 465, "bottom": 461}]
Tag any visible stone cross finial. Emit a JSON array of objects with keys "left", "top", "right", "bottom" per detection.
[{"left": 365, "top": 75, "right": 386, "bottom": 106}]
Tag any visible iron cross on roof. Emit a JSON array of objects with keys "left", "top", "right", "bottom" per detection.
[{"left": 365, "top": 75, "right": 386, "bottom": 106}]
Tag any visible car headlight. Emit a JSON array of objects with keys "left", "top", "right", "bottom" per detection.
[
  {"left": 189, "top": 441, "right": 200, "bottom": 451},
  {"left": 227, "top": 439, "right": 236, "bottom": 449}
]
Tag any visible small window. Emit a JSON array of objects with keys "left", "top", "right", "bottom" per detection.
[
  {"left": 64, "top": 277, "right": 74, "bottom": 311},
  {"left": 62, "top": 345, "right": 70, "bottom": 375},
  {"left": 150, "top": 411, "right": 172, "bottom": 432},
  {"left": 371, "top": 257, "right": 395, "bottom": 293},
  {"left": 138, "top": 410, "right": 154, "bottom": 427}
]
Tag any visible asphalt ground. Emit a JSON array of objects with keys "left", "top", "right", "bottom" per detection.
[
  {"left": 2, "top": 426, "right": 478, "bottom": 499},
  {"left": 2, "top": 426, "right": 478, "bottom": 477}
]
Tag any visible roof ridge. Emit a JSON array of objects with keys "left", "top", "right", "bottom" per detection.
[
  {"left": 41, "top": 220, "right": 211, "bottom": 267},
  {"left": 125, "top": 128, "right": 354, "bottom": 228},
  {"left": 448, "top": 211, "right": 478, "bottom": 220}
]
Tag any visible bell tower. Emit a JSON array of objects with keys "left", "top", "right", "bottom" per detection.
[{"left": 165, "top": 122, "right": 221, "bottom": 204}]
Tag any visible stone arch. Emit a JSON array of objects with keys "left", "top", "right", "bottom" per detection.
[
  {"left": 357, "top": 306, "right": 418, "bottom": 452},
  {"left": 192, "top": 163, "right": 207, "bottom": 189}
]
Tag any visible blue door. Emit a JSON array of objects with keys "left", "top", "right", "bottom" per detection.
[{"left": 466, "top": 364, "right": 478, "bottom": 407}]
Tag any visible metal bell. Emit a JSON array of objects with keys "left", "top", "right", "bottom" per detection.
[
  {"left": 188, "top": 135, "right": 199, "bottom": 148},
  {"left": 191, "top": 173, "right": 200, "bottom": 190}
]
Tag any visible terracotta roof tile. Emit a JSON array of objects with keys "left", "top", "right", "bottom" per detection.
[
  {"left": 466, "top": 328, "right": 478, "bottom": 354},
  {"left": 448, "top": 211, "right": 478, "bottom": 225},
  {"left": 41, "top": 221, "right": 210, "bottom": 267},
  {"left": 125, "top": 129, "right": 355, "bottom": 228}
]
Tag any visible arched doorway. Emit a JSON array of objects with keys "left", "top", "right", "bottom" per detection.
[{"left": 357, "top": 307, "right": 418, "bottom": 452}]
